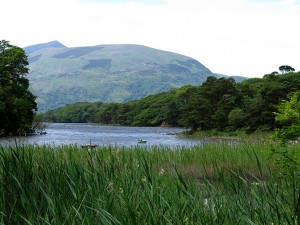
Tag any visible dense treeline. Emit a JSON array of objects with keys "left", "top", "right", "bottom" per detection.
[
  {"left": 42, "top": 70, "right": 300, "bottom": 133},
  {"left": 0, "top": 40, "right": 37, "bottom": 135},
  {"left": 42, "top": 102, "right": 104, "bottom": 123}
]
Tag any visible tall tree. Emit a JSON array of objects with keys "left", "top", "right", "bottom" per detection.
[
  {"left": 179, "top": 77, "right": 240, "bottom": 131},
  {"left": 0, "top": 40, "right": 37, "bottom": 135},
  {"left": 279, "top": 65, "right": 295, "bottom": 74},
  {"left": 200, "top": 77, "right": 240, "bottom": 130}
]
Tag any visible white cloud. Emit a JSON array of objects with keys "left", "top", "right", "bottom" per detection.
[{"left": 1, "top": 0, "right": 300, "bottom": 77}]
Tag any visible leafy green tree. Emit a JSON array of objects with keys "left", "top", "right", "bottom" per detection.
[
  {"left": 279, "top": 65, "right": 295, "bottom": 74},
  {"left": 113, "top": 104, "right": 131, "bottom": 125},
  {"left": 206, "top": 77, "right": 239, "bottom": 129},
  {"left": 274, "top": 91, "right": 300, "bottom": 144},
  {"left": 241, "top": 93, "right": 269, "bottom": 132},
  {"left": 0, "top": 40, "right": 37, "bottom": 135},
  {"left": 228, "top": 108, "right": 245, "bottom": 129},
  {"left": 178, "top": 86, "right": 210, "bottom": 131},
  {"left": 93, "top": 103, "right": 120, "bottom": 124},
  {"left": 179, "top": 77, "right": 240, "bottom": 131},
  {"left": 166, "top": 100, "right": 180, "bottom": 126}
]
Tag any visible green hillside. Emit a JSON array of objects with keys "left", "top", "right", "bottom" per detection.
[{"left": 26, "top": 42, "right": 214, "bottom": 112}]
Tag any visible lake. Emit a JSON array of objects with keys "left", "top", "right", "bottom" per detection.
[{"left": 0, "top": 123, "right": 201, "bottom": 147}]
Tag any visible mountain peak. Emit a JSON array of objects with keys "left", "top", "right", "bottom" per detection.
[
  {"left": 46, "top": 40, "right": 65, "bottom": 47},
  {"left": 24, "top": 40, "right": 65, "bottom": 54}
]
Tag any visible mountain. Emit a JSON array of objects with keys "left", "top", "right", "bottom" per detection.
[
  {"left": 24, "top": 41, "right": 65, "bottom": 55},
  {"left": 26, "top": 42, "right": 216, "bottom": 112}
]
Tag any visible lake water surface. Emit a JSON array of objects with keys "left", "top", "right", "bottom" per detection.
[{"left": 0, "top": 123, "right": 201, "bottom": 147}]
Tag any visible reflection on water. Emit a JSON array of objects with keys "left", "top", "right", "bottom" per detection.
[{"left": 0, "top": 123, "right": 201, "bottom": 147}]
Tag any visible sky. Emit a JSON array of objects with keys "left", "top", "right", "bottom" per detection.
[{"left": 1, "top": 0, "right": 300, "bottom": 77}]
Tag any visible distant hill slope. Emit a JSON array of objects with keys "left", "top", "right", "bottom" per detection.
[{"left": 26, "top": 42, "right": 217, "bottom": 112}]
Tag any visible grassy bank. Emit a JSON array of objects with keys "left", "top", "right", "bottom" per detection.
[
  {"left": 0, "top": 143, "right": 299, "bottom": 224},
  {"left": 181, "top": 130, "right": 273, "bottom": 143}
]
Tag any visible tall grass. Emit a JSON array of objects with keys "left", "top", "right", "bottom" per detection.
[{"left": 0, "top": 143, "right": 299, "bottom": 224}]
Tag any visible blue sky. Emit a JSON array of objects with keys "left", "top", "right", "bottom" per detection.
[{"left": 1, "top": 0, "right": 300, "bottom": 77}]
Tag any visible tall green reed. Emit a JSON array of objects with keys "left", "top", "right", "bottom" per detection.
[{"left": 0, "top": 143, "right": 299, "bottom": 224}]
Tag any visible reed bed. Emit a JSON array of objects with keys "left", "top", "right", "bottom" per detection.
[{"left": 0, "top": 143, "right": 299, "bottom": 224}]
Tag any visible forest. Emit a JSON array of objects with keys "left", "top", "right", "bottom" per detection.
[{"left": 42, "top": 68, "right": 300, "bottom": 133}]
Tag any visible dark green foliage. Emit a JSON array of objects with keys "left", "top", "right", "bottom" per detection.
[
  {"left": 228, "top": 108, "right": 245, "bottom": 129},
  {"left": 178, "top": 77, "right": 241, "bottom": 131},
  {"left": 0, "top": 40, "right": 37, "bottom": 135},
  {"left": 178, "top": 86, "right": 212, "bottom": 131},
  {"left": 94, "top": 103, "right": 123, "bottom": 125}
]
